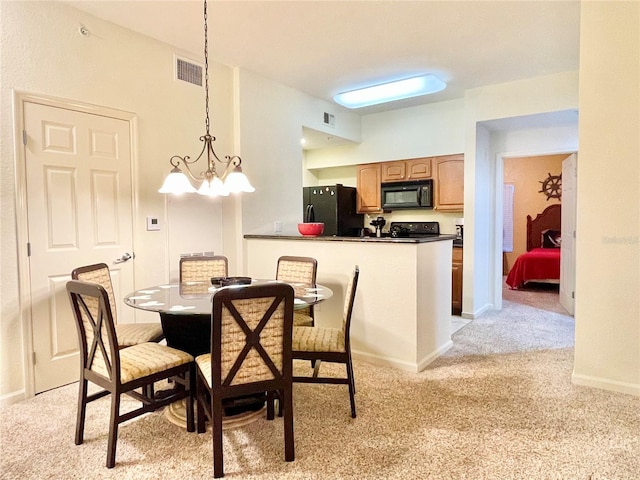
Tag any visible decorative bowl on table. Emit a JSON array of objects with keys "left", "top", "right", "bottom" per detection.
[
  {"left": 211, "top": 276, "right": 252, "bottom": 287},
  {"left": 298, "top": 222, "right": 324, "bottom": 237},
  {"left": 220, "top": 276, "right": 252, "bottom": 286}
]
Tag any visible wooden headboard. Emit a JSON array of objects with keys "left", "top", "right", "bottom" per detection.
[{"left": 526, "top": 204, "right": 561, "bottom": 251}]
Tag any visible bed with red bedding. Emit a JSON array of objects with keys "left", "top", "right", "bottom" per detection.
[{"left": 506, "top": 204, "right": 561, "bottom": 289}]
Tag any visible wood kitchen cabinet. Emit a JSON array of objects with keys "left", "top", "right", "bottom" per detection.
[
  {"left": 356, "top": 154, "right": 460, "bottom": 213},
  {"left": 381, "top": 160, "right": 406, "bottom": 182},
  {"left": 406, "top": 157, "right": 432, "bottom": 180},
  {"left": 381, "top": 157, "right": 432, "bottom": 182},
  {"left": 434, "top": 154, "right": 464, "bottom": 211},
  {"left": 356, "top": 163, "right": 382, "bottom": 213},
  {"left": 452, "top": 246, "right": 463, "bottom": 315}
]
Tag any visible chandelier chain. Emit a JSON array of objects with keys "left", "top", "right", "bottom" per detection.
[{"left": 204, "top": 0, "right": 210, "bottom": 136}]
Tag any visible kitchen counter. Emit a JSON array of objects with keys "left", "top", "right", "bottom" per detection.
[
  {"left": 244, "top": 233, "right": 457, "bottom": 244},
  {"left": 244, "top": 235, "right": 453, "bottom": 373}
]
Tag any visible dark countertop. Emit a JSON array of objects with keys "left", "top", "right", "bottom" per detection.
[{"left": 244, "top": 234, "right": 457, "bottom": 244}]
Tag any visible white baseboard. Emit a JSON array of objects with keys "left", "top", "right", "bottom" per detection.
[
  {"left": 352, "top": 340, "right": 453, "bottom": 373},
  {"left": 352, "top": 350, "right": 420, "bottom": 372},
  {"left": 417, "top": 340, "right": 453, "bottom": 371},
  {"left": 462, "top": 302, "right": 492, "bottom": 319},
  {"left": 571, "top": 373, "right": 640, "bottom": 397},
  {"left": 0, "top": 389, "right": 26, "bottom": 406}
]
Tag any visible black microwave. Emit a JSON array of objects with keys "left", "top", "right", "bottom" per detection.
[{"left": 381, "top": 179, "right": 433, "bottom": 210}]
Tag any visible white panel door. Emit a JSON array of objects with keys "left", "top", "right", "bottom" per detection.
[
  {"left": 24, "top": 101, "right": 135, "bottom": 393},
  {"left": 560, "top": 153, "right": 577, "bottom": 315}
]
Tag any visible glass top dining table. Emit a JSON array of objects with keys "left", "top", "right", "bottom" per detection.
[
  {"left": 124, "top": 279, "right": 332, "bottom": 361},
  {"left": 123, "top": 279, "right": 333, "bottom": 316},
  {"left": 123, "top": 279, "right": 331, "bottom": 427}
]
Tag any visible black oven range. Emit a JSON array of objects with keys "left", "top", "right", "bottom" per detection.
[{"left": 389, "top": 221, "right": 440, "bottom": 238}]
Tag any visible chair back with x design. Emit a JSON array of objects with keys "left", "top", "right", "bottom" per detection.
[
  {"left": 71, "top": 280, "right": 120, "bottom": 383},
  {"left": 214, "top": 284, "right": 293, "bottom": 390},
  {"left": 72, "top": 263, "right": 164, "bottom": 348},
  {"left": 195, "top": 283, "right": 295, "bottom": 478},
  {"left": 292, "top": 266, "right": 360, "bottom": 418},
  {"left": 67, "top": 280, "right": 195, "bottom": 469}
]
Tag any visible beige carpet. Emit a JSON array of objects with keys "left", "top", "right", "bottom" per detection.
[
  {"left": 502, "top": 277, "right": 569, "bottom": 315},
  {"left": 1, "top": 294, "right": 638, "bottom": 479}
]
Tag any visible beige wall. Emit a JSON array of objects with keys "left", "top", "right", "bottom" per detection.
[
  {"left": 503, "top": 154, "right": 565, "bottom": 269},
  {"left": 1, "top": 1, "right": 637, "bottom": 403},
  {"left": 235, "top": 69, "right": 357, "bottom": 238},
  {"left": 0, "top": 1, "right": 232, "bottom": 400},
  {"left": 304, "top": 99, "right": 466, "bottom": 169},
  {"left": 244, "top": 237, "right": 453, "bottom": 371},
  {"left": 463, "top": 72, "right": 579, "bottom": 318},
  {"left": 573, "top": 1, "right": 639, "bottom": 394}
]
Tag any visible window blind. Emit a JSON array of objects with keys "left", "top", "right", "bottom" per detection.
[{"left": 503, "top": 184, "right": 514, "bottom": 252}]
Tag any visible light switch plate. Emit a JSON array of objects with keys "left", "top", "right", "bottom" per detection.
[
  {"left": 274, "top": 221, "right": 282, "bottom": 233},
  {"left": 146, "top": 216, "right": 160, "bottom": 231}
]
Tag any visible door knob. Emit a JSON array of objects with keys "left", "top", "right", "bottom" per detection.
[{"left": 114, "top": 252, "right": 134, "bottom": 264}]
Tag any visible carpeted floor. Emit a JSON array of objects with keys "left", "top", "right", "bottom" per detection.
[
  {"left": 1, "top": 289, "right": 638, "bottom": 479},
  {"left": 502, "top": 278, "right": 568, "bottom": 315}
]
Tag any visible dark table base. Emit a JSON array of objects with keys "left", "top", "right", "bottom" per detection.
[
  {"left": 160, "top": 312, "right": 211, "bottom": 358},
  {"left": 159, "top": 312, "right": 265, "bottom": 417}
]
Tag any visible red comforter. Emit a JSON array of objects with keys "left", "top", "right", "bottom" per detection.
[{"left": 506, "top": 248, "right": 560, "bottom": 289}]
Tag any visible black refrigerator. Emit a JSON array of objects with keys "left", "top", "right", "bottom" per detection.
[{"left": 303, "top": 184, "right": 364, "bottom": 237}]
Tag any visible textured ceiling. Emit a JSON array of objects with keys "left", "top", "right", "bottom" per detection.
[{"left": 63, "top": 1, "right": 581, "bottom": 115}]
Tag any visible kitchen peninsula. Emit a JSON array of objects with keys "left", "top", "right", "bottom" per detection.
[{"left": 244, "top": 233, "right": 455, "bottom": 372}]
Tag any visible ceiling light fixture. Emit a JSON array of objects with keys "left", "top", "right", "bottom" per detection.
[
  {"left": 159, "top": 0, "right": 254, "bottom": 196},
  {"left": 333, "top": 74, "right": 446, "bottom": 109}
]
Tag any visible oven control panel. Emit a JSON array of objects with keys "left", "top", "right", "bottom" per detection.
[{"left": 389, "top": 221, "right": 440, "bottom": 237}]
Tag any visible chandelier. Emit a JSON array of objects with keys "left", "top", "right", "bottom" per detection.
[{"left": 159, "top": 0, "right": 254, "bottom": 196}]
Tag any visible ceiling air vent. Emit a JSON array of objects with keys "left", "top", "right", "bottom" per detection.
[
  {"left": 175, "top": 56, "right": 203, "bottom": 86},
  {"left": 323, "top": 112, "right": 335, "bottom": 128}
]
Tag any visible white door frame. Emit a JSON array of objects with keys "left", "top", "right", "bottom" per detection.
[
  {"left": 559, "top": 154, "right": 577, "bottom": 315},
  {"left": 13, "top": 91, "right": 139, "bottom": 398},
  {"left": 492, "top": 148, "right": 578, "bottom": 311}
]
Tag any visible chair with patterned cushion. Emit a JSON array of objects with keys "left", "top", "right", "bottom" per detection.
[
  {"left": 180, "top": 255, "right": 228, "bottom": 282},
  {"left": 195, "top": 283, "right": 295, "bottom": 478},
  {"left": 66, "top": 279, "right": 195, "bottom": 468},
  {"left": 72, "top": 263, "right": 164, "bottom": 348},
  {"left": 292, "top": 266, "right": 359, "bottom": 418},
  {"left": 276, "top": 255, "right": 317, "bottom": 327}
]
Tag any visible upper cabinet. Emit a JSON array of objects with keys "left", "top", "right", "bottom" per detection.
[
  {"left": 356, "top": 163, "right": 382, "bottom": 213},
  {"left": 406, "top": 157, "right": 432, "bottom": 180},
  {"left": 433, "top": 154, "right": 464, "bottom": 211},
  {"left": 381, "top": 161, "right": 405, "bottom": 182},
  {"left": 381, "top": 157, "right": 432, "bottom": 182},
  {"left": 357, "top": 154, "right": 463, "bottom": 213}
]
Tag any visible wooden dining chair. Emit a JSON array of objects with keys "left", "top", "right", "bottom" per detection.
[
  {"left": 276, "top": 255, "right": 317, "bottom": 327},
  {"left": 72, "top": 263, "right": 164, "bottom": 348},
  {"left": 292, "top": 266, "right": 359, "bottom": 418},
  {"left": 66, "top": 279, "right": 195, "bottom": 468},
  {"left": 195, "top": 283, "right": 295, "bottom": 478},
  {"left": 180, "top": 255, "right": 228, "bottom": 282}
]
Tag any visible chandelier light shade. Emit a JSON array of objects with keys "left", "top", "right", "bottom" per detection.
[
  {"left": 158, "top": 0, "right": 254, "bottom": 196},
  {"left": 158, "top": 166, "right": 197, "bottom": 194},
  {"left": 224, "top": 163, "right": 256, "bottom": 193},
  {"left": 196, "top": 175, "right": 228, "bottom": 196}
]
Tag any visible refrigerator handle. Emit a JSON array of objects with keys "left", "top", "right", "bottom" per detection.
[{"left": 305, "top": 204, "right": 315, "bottom": 223}]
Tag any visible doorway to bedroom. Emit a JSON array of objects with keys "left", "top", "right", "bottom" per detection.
[{"left": 502, "top": 153, "right": 575, "bottom": 316}]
